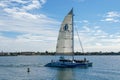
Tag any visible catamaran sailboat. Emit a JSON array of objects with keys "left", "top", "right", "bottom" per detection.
[{"left": 45, "top": 9, "right": 92, "bottom": 68}]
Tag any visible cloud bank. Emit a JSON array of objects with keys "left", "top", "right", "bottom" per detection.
[{"left": 0, "top": 0, "right": 60, "bottom": 52}]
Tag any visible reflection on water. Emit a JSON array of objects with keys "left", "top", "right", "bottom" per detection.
[{"left": 56, "top": 68, "right": 74, "bottom": 80}]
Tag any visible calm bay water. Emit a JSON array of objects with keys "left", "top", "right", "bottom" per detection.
[{"left": 0, "top": 55, "right": 120, "bottom": 80}]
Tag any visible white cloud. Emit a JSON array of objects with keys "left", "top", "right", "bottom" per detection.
[
  {"left": 74, "top": 25, "right": 120, "bottom": 52},
  {"left": 82, "top": 20, "right": 88, "bottom": 23},
  {"left": 11, "top": 0, "right": 29, "bottom": 4},
  {"left": 83, "top": 26, "right": 91, "bottom": 32},
  {"left": 101, "top": 18, "right": 120, "bottom": 23},
  {"left": 94, "top": 26, "right": 100, "bottom": 29},
  {"left": 4, "top": 8, "right": 39, "bottom": 19},
  {"left": 75, "top": 20, "right": 89, "bottom": 23},
  {"left": 0, "top": 21, "right": 4, "bottom": 25},
  {"left": 0, "top": 0, "right": 61, "bottom": 52},
  {"left": 0, "top": 2, "right": 6, "bottom": 7},
  {"left": 0, "top": 30, "right": 58, "bottom": 52},
  {"left": 0, "top": 0, "right": 47, "bottom": 19},
  {"left": 101, "top": 11, "right": 120, "bottom": 23},
  {"left": 106, "top": 11, "right": 120, "bottom": 18},
  {"left": 95, "top": 43, "right": 102, "bottom": 46},
  {"left": 22, "top": 0, "right": 40, "bottom": 10},
  {"left": 41, "top": 0, "right": 46, "bottom": 4}
]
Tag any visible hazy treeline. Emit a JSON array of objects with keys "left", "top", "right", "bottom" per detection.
[{"left": 0, "top": 51, "right": 120, "bottom": 56}]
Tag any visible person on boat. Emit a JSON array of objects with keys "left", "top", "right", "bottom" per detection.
[
  {"left": 51, "top": 60, "right": 53, "bottom": 62},
  {"left": 84, "top": 58, "right": 86, "bottom": 62}
]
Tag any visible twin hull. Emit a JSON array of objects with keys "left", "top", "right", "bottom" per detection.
[{"left": 45, "top": 61, "right": 92, "bottom": 68}]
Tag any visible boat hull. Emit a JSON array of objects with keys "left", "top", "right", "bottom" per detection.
[{"left": 45, "top": 61, "right": 92, "bottom": 68}]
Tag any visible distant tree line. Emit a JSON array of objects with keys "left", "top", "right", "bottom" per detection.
[
  {"left": 0, "top": 51, "right": 120, "bottom": 56},
  {"left": 74, "top": 51, "right": 120, "bottom": 55}
]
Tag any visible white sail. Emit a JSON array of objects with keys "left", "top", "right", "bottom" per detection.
[{"left": 56, "top": 9, "right": 74, "bottom": 55}]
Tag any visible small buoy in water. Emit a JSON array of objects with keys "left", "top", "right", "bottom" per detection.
[{"left": 27, "top": 68, "right": 30, "bottom": 73}]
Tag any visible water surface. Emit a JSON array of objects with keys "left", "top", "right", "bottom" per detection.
[{"left": 0, "top": 56, "right": 120, "bottom": 80}]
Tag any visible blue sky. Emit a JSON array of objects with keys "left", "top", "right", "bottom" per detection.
[{"left": 0, "top": 0, "right": 120, "bottom": 52}]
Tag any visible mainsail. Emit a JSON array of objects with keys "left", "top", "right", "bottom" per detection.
[{"left": 56, "top": 9, "right": 74, "bottom": 55}]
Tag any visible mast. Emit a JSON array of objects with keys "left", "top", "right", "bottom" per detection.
[{"left": 71, "top": 8, "right": 74, "bottom": 60}]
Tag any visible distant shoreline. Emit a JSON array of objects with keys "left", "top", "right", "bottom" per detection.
[{"left": 0, "top": 51, "right": 120, "bottom": 56}]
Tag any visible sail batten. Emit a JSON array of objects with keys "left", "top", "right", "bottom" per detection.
[{"left": 56, "top": 9, "right": 73, "bottom": 55}]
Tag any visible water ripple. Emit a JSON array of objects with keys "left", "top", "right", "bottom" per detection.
[{"left": 0, "top": 64, "right": 44, "bottom": 68}]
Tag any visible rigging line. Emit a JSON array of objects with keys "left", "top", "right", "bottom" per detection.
[{"left": 74, "top": 24, "right": 84, "bottom": 54}]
